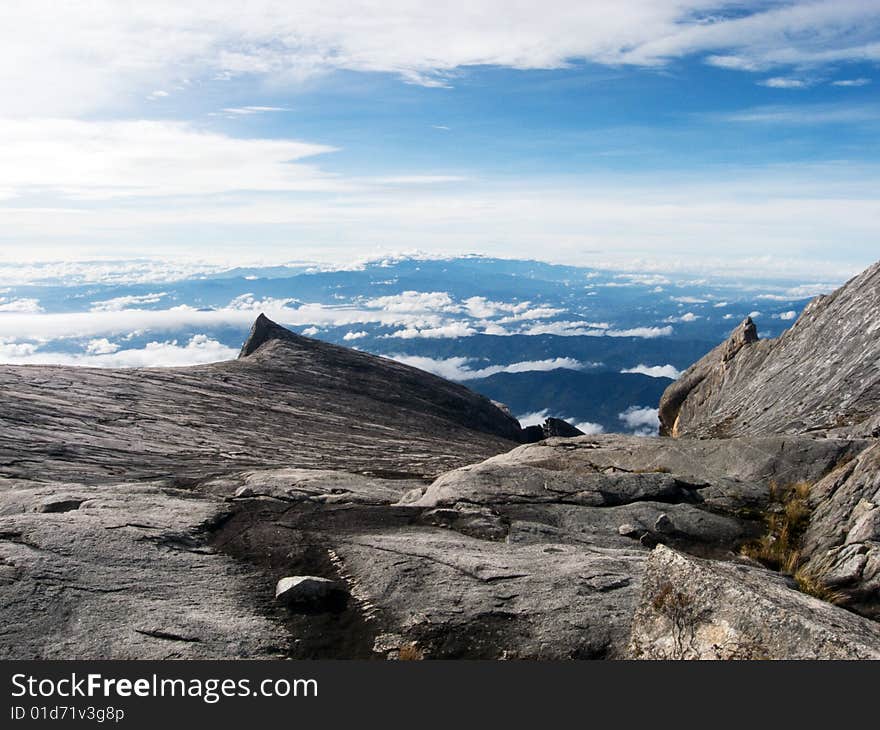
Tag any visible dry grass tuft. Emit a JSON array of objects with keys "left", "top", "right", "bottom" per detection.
[
  {"left": 739, "top": 481, "right": 812, "bottom": 572},
  {"left": 794, "top": 568, "right": 846, "bottom": 605},
  {"left": 397, "top": 643, "right": 424, "bottom": 661},
  {"left": 739, "top": 481, "right": 842, "bottom": 605}
]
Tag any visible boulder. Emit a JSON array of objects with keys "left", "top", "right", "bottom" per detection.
[
  {"left": 629, "top": 545, "right": 880, "bottom": 660},
  {"left": 542, "top": 418, "right": 584, "bottom": 438},
  {"left": 275, "top": 576, "right": 347, "bottom": 610}
]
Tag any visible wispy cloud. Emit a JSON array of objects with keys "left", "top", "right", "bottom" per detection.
[
  {"left": 219, "top": 106, "right": 288, "bottom": 115},
  {"left": 4, "top": 1, "right": 878, "bottom": 114},
  {"left": 0, "top": 334, "right": 237, "bottom": 368},
  {"left": 389, "top": 354, "right": 589, "bottom": 380},
  {"left": 91, "top": 292, "right": 168, "bottom": 312},
  {"left": 0, "top": 119, "right": 341, "bottom": 200},
  {"left": 758, "top": 77, "right": 812, "bottom": 89},
  {"left": 832, "top": 78, "right": 872, "bottom": 87},
  {"left": 722, "top": 103, "right": 880, "bottom": 124}
]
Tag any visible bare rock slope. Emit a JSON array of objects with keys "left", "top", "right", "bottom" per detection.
[
  {"left": 0, "top": 314, "right": 521, "bottom": 484},
  {"left": 659, "top": 260, "right": 880, "bottom": 438}
]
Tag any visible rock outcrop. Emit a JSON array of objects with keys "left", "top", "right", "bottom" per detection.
[
  {"left": 659, "top": 261, "right": 880, "bottom": 438},
  {"left": 629, "top": 545, "right": 880, "bottom": 659}
]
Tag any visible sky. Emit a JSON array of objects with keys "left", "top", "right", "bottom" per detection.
[{"left": 1, "top": 1, "right": 879, "bottom": 277}]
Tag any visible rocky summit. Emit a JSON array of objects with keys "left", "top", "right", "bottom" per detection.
[{"left": 1, "top": 262, "right": 879, "bottom": 660}]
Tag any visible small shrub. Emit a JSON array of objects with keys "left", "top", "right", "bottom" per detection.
[{"left": 651, "top": 581, "right": 708, "bottom": 659}]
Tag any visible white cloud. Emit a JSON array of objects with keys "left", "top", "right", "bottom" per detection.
[
  {"left": 522, "top": 321, "right": 607, "bottom": 337},
  {"left": 85, "top": 338, "right": 120, "bottom": 354},
  {"left": 775, "top": 310, "right": 798, "bottom": 320},
  {"left": 665, "top": 312, "right": 699, "bottom": 323},
  {"left": 365, "top": 291, "right": 456, "bottom": 313},
  {"left": 517, "top": 409, "right": 551, "bottom": 428},
  {"left": 0, "top": 297, "right": 43, "bottom": 313},
  {"left": 497, "top": 306, "right": 565, "bottom": 322},
  {"left": 832, "top": 78, "right": 872, "bottom": 87},
  {"left": 301, "top": 326, "right": 320, "bottom": 336},
  {"left": 220, "top": 106, "right": 288, "bottom": 115},
  {"left": 343, "top": 330, "right": 368, "bottom": 340},
  {"left": 91, "top": 292, "right": 168, "bottom": 311},
  {"left": 461, "top": 296, "right": 521, "bottom": 318},
  {"left": 621, "top": 364, "right": 681, "bottom": 379},
  {"left": 607, "top": 326, "right": 673, "bottom": 338},
  {"left": 4, "top": 165, "right": 879, "bottom": 277},
  {"left": 617, "top": 273, "right": 671, "bottom": 286},
  {"left": 518, "top": 320, "right": 672, "bottom": 338},
  {"left": 0, "top": 260, "right": 232, "bottom": 287},
  {"left": 0, "top": 334, "right": 236, "bottom": 367},
  {"left": 0, "top": 119, "right": 340, "bottom": 200},
  {"left": 724, "top": 103, "right": 880, "bottom": 125},
  {"left": 0, "top": 340, "right": 38, "bottom": 358},
  {"left": 4, "top": 1, "right": 878, "bottom": 116},
  {"left": 573, "top": 421, "right": 605, "bottom": 436},
  {"left": 671, "top": 296, "right": 707, "bottom": 304},
  {"left": 385, "top": 322, "right": 477, "bottom": 339},
  {"left": 759, "top": 77, "right": 811, "bottom": 89},
  {"left": 618, "top": 405, "right": 659, "bottom": 436},
  {"left": 390, "top": 354, "right": 588, "bottom": 380},
  {"left": 227, "top": 293, "right": 297, "bottom": 310}
]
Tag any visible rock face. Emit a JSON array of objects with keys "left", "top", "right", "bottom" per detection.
[
  {"left": 800, "top": 442, "right": 880, "bottom": 618},
  {"left": 0, "top": 478, "right": 283, "bottom": 659},
  {"left": 660, "top": 261, "right": 880, "bottom": 438},
  {"left": 629, "top": 546, "right": 880, "bottom": 660}
]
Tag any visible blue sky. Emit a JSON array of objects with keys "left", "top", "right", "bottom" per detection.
[{"left": 1, "top": 1, "right": 879, "bottom": 278}]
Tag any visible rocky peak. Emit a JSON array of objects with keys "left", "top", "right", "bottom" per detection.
[
  {"left": 721, "top": 316, "right": 758, "bottom": 362},
  {"left": 239, "top": 312, "right": 308, "bottom": 358}
]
